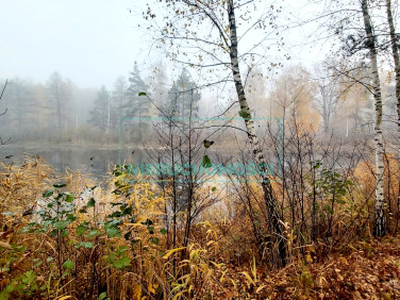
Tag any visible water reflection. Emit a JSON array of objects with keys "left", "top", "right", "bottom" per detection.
[
  {"left": 0, "top": 144, "right": 280, "bottom": 181},
  {"left": 0, "top": 145, "right": 146, "bottom": 180}
]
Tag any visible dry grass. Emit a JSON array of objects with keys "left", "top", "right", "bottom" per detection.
[{"left": 1, "top": 156, "right": 400, "bottom": 299}]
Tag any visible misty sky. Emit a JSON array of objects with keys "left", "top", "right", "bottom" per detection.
[
  {"left": 1, "top": 0, "right": 150, "bottom": 88},
  {"left": 1, "top": 0, "right": 325, "bottom": 89}
]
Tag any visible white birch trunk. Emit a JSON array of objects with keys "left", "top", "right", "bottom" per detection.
[
  {"left": 227, "top": 0, "right": 286, "bottom": 264},
  {"left": 361, "top": 0, "right": 385, "bottom": 236},
  {"left": 385, "top": 0, "right": 400, "bottom": 158}
]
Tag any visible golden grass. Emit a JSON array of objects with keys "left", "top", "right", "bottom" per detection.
[{"left": 0, "top": 156, "right": 400, "bottom": 299}]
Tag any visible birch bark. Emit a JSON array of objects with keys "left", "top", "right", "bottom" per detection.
[
  {"left": 361, "top": 0, "right": 385, "bottom": 236},
  {"left": 227, "top": 0, "right": 287, "bottom": 264}
]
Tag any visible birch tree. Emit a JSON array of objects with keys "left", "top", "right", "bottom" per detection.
[
  {"left": 317, "top": 0, "right": 386, "bottom": 236},
  {"left": 145, "top": 0, "right": 287, "bottom": 265},
  {"left": 360, "top": 0, "right": 385, "bottom": 236},
  {"left": 385, "top": 0, "right": 400, "bottom": 158}
]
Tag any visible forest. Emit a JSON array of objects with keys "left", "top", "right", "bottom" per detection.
[{"left": 1, "top": 0, "right": 400, "bottom": 299}]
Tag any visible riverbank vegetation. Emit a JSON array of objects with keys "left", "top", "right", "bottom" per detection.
[{"left": 1, "top": 153, "right": 400, "bottom": 299}]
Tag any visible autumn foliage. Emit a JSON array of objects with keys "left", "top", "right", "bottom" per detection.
[{"left": 0, "top": 155, "right": 400, "bottom": 299}]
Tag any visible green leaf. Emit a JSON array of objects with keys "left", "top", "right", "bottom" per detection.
[
  {"left": 107, "top": 253, "right": 116, "bottom": 264},
  {"left": 211, "top": 187, "right": 217, "bottom": 192},
  {"left": 66, "top": 214, "right": 77, "bottom": 221},
  {"left": 239, "top": 110, "right": 250, "bottom": 119},
  {"left": 150, "top": 237, "right": 159, "bottom": 244},
  {"left": 87, "top": 198, "right": 96, "bottom": 208},
  {"left": 113, "top": 257, "right": 131, "bottom": 270},
  {"left": 202, "top": 155, "right": 212, "bottom": 168},
  {"left": 12, "top": 245, "right": 26, "bottom": 252},
  {"left": 88, "top": 229, "right": 101, "bottom": 238},
  {"left": 117, "top": 246, "right": 128, "bottom": 256},
  {"left": 105, "top": 220, "right": 122, "bottom": 229},
  {"left": 75, "top": 242, "right": 94, "bottom": 249},
  {"left": 76, "top": 224, "right": 87, "bottom": 236},
  {"left": 53, "top": 183, "right": 67, "bottom": 188},
  {"left": 43, "top": 189, "right": 54, "bottom": 198},
  {"left": 22, "top": 270, "right": 36, "bottom": 285},
  {"left": 138, "top": 92, "right": 147, "bottom": 96},
  {"left": 63, "top": 260, "right": 74, "bottom": 270},
  {"left": 160, "top": 228, "right": 167, "bottom": 235},
  {"left": 65, "top": 193, "right": 74, "bottom": 203},
  {"left": 0, "top": 283, "right": 14, "bottom": 300},
  {"left": 62, "top": 270, "right": 69, "bottom": 278},
  {"left": 98, "top": 292, "right": 108, "bottom": 300},
  {"left": 54, "top": 220, "right": 70, "bottom": 230},
  {"left": 107, "top": 227, "right": 121, "bottom": 238},
  {"left": 203, "top": 139, "right": 214, "bottom": 148}
]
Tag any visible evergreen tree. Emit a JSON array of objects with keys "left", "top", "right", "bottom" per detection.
[
  {"left": 125, "top": 64, "right": 151, "bottom": 142},
  {"left": 88, "top": 86, "right": 110, "bottom": 131},
  {"left": 166, "top": 69, "right": 201, "bottom": 124},
  {"left": 111, "top": 76, "right": 128, "bottom": 129}
]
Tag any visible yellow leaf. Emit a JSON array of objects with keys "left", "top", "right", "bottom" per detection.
[
  {"left": 162, "top": 247, "right": 186, "bottom": 259},
  {"left": 256, "top": 284, "right": 267, "bottom": 294},
  {"left": 56, "top": 296, "right": 74, "bottom": 300},
  {"left": 230, "top": 278, "right": 237, "bottom": 290},
  {"left": 173, "top": 291, "right": 185, "bottom": 300},
  {"left": 134, "top": 284, "right": 141, "bottom": 299},
  {"left": 240, "top": 271, "right": 255, "bottom": 286},
  {"left": 220, "top": 270, "right": 228, "bottom": 283}
]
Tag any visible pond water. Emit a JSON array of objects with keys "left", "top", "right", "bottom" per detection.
[
  {"left": 0, "top": 144, "right": 142, "bottom": 180},
  {"left": 0, "top": 143, "right": 280, "bottom": 182}
]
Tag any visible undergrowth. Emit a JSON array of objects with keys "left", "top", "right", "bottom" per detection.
[{"left": 0, "top": 156, "right": 399, "bottom": 299}]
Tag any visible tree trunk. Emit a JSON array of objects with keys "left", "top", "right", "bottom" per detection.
[
  {"left": 361, "top": 0, "right": 385, "bottom": 236},
  {"left": 385, "top": 0, "right": 400, "bottom": 159},
  {"left": 227, "top": 0, "right": 287, "bottom": 265}
]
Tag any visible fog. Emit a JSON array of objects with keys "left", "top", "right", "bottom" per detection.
[
  {"left": 0, "top": 0, "right": 398, "bottom": 177},
  {"left": 1, "top": 0, "right": 148, "bottom": 88}
]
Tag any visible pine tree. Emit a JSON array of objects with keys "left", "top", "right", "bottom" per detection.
[
  {"left": 111, "top": 76, "right": 128, "bottom": 129},
  {"left": 125, "top": 64, "right": 151, "bottom": 142},
  {"left": 88, "top": 86, "right": 110, "bottom": 131},
  {"left": 166, "top": 69, "right": 201, "bottom": 124}
]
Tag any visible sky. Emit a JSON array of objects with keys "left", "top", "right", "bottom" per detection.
[
  {"left": 1, "top": 0, "right": 150, "bottom": 89},
  {"left": 0, "top": 0, "right": 327, "bottom": 90}
]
